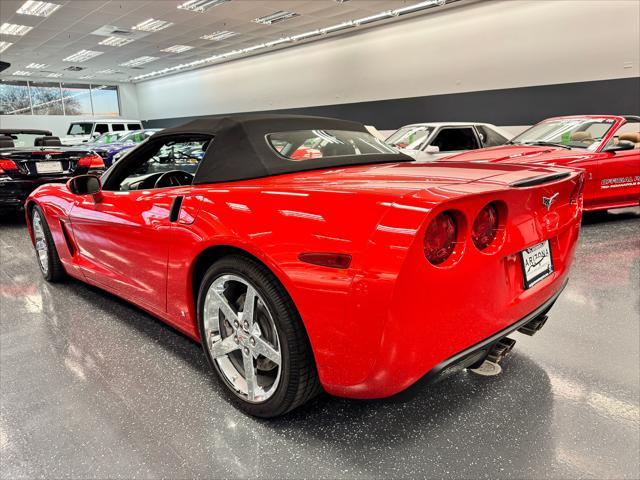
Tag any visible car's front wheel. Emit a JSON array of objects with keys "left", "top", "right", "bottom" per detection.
[
  {"left": 197, "top": 255, "right": 321, "bottom": 417},
  {"left": 31, "top": 205, "right": 65, "bottom": 282}
]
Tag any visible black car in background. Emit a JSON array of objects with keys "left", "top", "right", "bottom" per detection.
[{"left": 0, "top": 129, "right": 105, "bottom": 212}]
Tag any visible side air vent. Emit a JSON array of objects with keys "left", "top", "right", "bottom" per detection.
[
  {"left": 510, "top": 172, "right": 571, "bottom": 188},
  {"left": 59, "top": 220, "right": 76, "bottom": 256}
]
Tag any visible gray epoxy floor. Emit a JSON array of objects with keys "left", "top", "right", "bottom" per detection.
[{"left": 1, "top": 208, "right": 639, "bottom": 480}]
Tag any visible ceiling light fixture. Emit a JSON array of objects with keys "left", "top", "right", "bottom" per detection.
[
  {"left": 25, "top": 63, "right": 48, "bottom": 69},
  {"left": 0, "top": 23, "right": 34, "bottom": 36},
  {"left": 46, "top": 72, "right": 62, "bottom": 78},
  {"left": 132, "top": 18, "right": 174, "bottom": 32},
  {"left": 120, "top": 56, "right": 159, "bottom": 67},
  {"left": 253, "top": 11, "right": 299, "bottom": 25},
  {"left": 99, "top": 36, "right": 134, "bottom": 47},
  {"left": 79, "top": 75, "right": 95, "bottom": 79},
  {"left": 177, "top": 0, "right": 229, "bottom": 12},
  {"left": 0, "top": 41, "right": 14, "bottom": 53},
  {"left": 200, "top": 31, "right": 237, "bottom": 41},
  {"left": 16, "top": 0, "right": 62, "bottom": 17},
  {"left": 63, "top": 50, "right": 104, "bottom": 62},
  {"left": 161, "top": 45, "right": 194, "bottom": 53},
  {"left": 12, "top": 71, "right": 32, "bottom": 76},
  {"left": 134, "top": 0, "right": 448, "bottom": 82},
  {"left": 96, "top": 69, "right": 117, "bottom": 74}
]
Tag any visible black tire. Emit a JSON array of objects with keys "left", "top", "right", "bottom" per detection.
[
  {"left": 197, "top": 254, "right": 321, "bottom": 418},
  {"left": 31, "top": 205, "right": 65, "bottom": 282}
]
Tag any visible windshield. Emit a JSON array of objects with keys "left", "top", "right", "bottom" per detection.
[
  {"left": 511, "top": 117, "right": 617, "bottom": 150},
  {"left": 267, "top": 130, "right": 397, "bottom": 160},
  {"left": 67, "top": 122, "right": 93, "bottom": 136},
  {"left": 94, "top": 132, "right": 125, "bottom": 144},
  {"left": 386, "top": 126, "right": 434, "bottom": 150},
  {"left": 119, "top": 130, "right": 157, "bottom": 144}
]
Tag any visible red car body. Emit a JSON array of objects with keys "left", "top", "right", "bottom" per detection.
[
  {"left": 25, "top": 116, "right": 583, "bottom": 401},
  {"left": 440, "top": 115, "right": 639, "bottom": 212}
]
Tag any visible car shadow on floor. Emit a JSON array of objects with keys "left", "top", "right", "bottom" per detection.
[{"left": 582, "top": 206, "right": 640, "bottom": 225}]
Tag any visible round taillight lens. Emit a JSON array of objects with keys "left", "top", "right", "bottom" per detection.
[
  {"left": 424, "top": 212, "right": 457, "bottom": 265},
  {"left": 472, "top": 203, "right": 499, "bottom": 250}
]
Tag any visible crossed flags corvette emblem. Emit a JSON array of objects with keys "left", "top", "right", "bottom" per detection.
[{"left": 542, "top": 192, "right": 559, "bottom": 211}]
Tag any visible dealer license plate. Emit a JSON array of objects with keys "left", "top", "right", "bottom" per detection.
[
  {"left": 36, "top": 161, "right": 62, "bottom": 174},
  {"left": 520, "top": 240, "right": 554, "bottom": 289}
]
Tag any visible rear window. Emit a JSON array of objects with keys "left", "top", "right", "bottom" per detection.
[{"left": 266, "top": 130, "right": 397, "bottom": 161}]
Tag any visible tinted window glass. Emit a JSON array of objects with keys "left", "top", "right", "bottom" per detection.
[
  {"left": 127, "top": 123, "right": 142, "bottom": 130},
  {"left": 67, "top": 123, "right": 93, "bottom": 135},
  {"left": 111, "top": 123, "right": 125, "bottom": 131},
  {"left": 94, "top": 123, "right": 109, "bottom": 134},
  {"left": 431, "top": 128, "right": 480, "bottom": 152},
  {"left": 267, "top": 130, "right": 396, "bottom": 161},
  {"left": 476, "top": 126, "right": 508, "bottom": 147}
]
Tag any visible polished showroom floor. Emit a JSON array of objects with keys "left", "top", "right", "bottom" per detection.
[{"left": 1, "top": 208, "right": 639, "bottom": 479}]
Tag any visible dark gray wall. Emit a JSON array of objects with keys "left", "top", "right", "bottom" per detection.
[{"left": 143, "top": 77, "right": 640, "bottom": 130}]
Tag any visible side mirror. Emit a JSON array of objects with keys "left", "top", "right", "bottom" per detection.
[
  {"left": 67, "top": 174, "right": 102, "bottom": 197},
  {"left": 603, "top": 140, "right": 635, "bottom": 153},
  {"left": 424, "top": 145, "right": 440, "bottom": 153}
]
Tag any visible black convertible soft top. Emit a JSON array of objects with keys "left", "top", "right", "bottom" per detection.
[{"left": 152, "top": 114, "right": 412, "bottom": 184}]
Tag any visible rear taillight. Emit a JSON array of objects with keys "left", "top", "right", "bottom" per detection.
[
  {"left": 0, "top": 159, "right": 18, "bottom": 175},
  {"left": 472, "top": 203, "right": 499, "bottom": 251},
  {"left": 424, "top": 212, "right": 457, "bottom": 265},
  {"left": 78, "top": 154, "right": 104, "bottom": 169},
  {"left": 570, "top": 173, "right": 584, "bottom": 205}
]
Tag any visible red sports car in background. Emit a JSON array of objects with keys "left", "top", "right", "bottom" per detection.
[
  {"left": 439, "top": 115, "right": 639, "bottom": 212},
  {"left": 26, "top": 115, "right": 583, "bottom": 417}
]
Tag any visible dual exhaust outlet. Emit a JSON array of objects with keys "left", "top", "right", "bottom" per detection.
[{"left": 485, "top": 315, "right": 549, "bottom": 365}]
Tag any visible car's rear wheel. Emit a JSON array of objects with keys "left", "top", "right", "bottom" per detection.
[
  {"left": 197, "top": 255, "right": 321, "bottom": 417},
  {"left": 31, "top": 205, "right": 65, "bottom": 282}
]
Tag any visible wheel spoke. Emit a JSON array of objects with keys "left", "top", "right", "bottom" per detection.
[
  {"left": 252, "top": 336, "right": 281, "bottom": 365},
  {"left": 209, "top": 289, "right": 238, "bottom": 324},
  {"left": 241, "top": 286, "right": 257, "bottom": 328},
  {"left": 210, "top": 335, "right": 240, "bottom": 358},
  {"left": 243, "top": 350, "right": 258, "bottom": 401}
]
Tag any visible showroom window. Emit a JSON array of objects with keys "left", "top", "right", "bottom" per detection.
[{"left": 0, "top": 80, "right": 120, "bottom": 116}]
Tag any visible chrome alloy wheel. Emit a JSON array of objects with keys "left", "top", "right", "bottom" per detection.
[
  {"left": 32, "top": 210, "right": 49, "bottom": 275},
  {"left": 203, "top": 274, "right": 282, "bottom": 403}
]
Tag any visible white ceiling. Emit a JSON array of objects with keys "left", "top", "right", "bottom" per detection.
[{"left": 0, "top": 0, "right": 459, "bottom": 84}]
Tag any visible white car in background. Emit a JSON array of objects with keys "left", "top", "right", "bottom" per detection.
[
  {"left": 386, "top": 122, "right": 512, "bottom": 161},
  {"left": 60, "top": 119, "right": 143, "bottom": 145}
]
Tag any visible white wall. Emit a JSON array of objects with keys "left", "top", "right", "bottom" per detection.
[
  {"left": 0, "top": 82, "right": 140, "bottom": 137},
  {"left": 135, "top": 0, "right": 640, "bottom": 122}
]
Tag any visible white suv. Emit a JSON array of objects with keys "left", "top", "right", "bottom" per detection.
[{"left": 60, "top": 119, "right": 143, "bottom": 145}]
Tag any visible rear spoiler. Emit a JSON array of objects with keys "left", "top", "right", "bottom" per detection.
[{"left": 510, "top": 172, "right": 571, "bottom": 188}]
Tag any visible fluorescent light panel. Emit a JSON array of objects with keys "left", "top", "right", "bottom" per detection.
[
  {"left": 161, "top": 44, "right": 193, "bottom": 53},
  {"left": 120, "top": 56, "right": 158, "bottom": 67},
  {"left": 0, "top": 41, "right": 14, "bottom": 53},
  {"left": 200, "top": 30, "right": 237, "bottom": 41},
  {"left": 12, "top": 71, "right": 32, "bottom": 76},
  {"left": 0, "top": 23, "right": 33, "bottom": 36},
  {"left": 16, "top": 0, "right": 61, "bottom": 17},
  {"left": 253, "top": 11, "right": 299, "bottom": 25},
  {"left": 99, "top": 36, "right": 134, "bottom": 47},
  {"left": 63, "top": 49, "right": 104, "bottom": 62},
  {"left": 134, "top": 0, "right": 447, "bottom": 81},
  {"left": 96, "top": 69, "right": 116, "bottom": 74},
  {"left": 133, "top": 18, "right": 173, "bottom": 32},
  {"left": 46, "top": 72, "right": 62, "bottom": 78},
  {"left": 178, "top": 0, "right": 229, "bottom": 12},
  {"left": 25, "top": 63, "right": 48, "bottom": 69}
]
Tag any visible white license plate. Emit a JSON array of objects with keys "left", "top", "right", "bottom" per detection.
[
  {"left": 36, "top": 161, "right": 62, "bottom": 174},
  {"left": 520, "top": 240, "right": 554, "bottom": 289}
]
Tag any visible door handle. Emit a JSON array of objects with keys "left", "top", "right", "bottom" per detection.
[{"left": 169, "top": 196, "right": 184, "bottom": 223}]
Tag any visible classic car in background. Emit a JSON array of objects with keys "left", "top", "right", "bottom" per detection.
[
  {"left": 441, "top": 115, "right": 640, "bottom": 212},
  {"left": 0, "top": 129, "right": 104, "bottom": 211},
  {"left": 386, "top": 122, "right": 511, "bottom": 161},
  {"left": 90, "top": 129, "right": 162, "bottom": 166},
  {"left": 59, "top": 119, "right": 143, "bottom": 145},
  {"left": 26, "top": 115, "right": 582, "bottom": 417}
]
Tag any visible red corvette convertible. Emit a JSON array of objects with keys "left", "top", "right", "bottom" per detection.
[
  {"left": 26, "top": 115, "right": 583, "bottom": 417},
  {"left": 440, "top": 115, "right": 639, "bottom": 212}
]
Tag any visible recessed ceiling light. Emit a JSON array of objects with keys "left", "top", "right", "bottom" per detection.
[
  {"left": 0, "top": 41, "right": 13, "bottom": 53},
  {"left": 0, "top": 23, "right": 34, "bottom": 36},
  {"left": 16, "top": 1, "right": 61, "bottom": 17},
  {"left": 99, "top": 36, "right": 134, "bottom": 47},
  {"left": 63, "top": 50, "right": 104, "bottom": 62},
  {"left": 253, "top": 11, "right": 300, "bottom": 25},
  {"left": 177, "top": 0, "right": 229, "bottom": 12},
  {"left": 47, "top": 72, "right": 62, "bottom": 78},
  {"left": 25, "top": 63, "right": 48, "bottom": 69},
  {"left": 120, "top": 56, "right": 159, "bottom": 67},
  {"left": 132, "top": 18, "right": 173, "bottom": 32},
  {"left": 200, "top": 31, "right": 237, "bottom": 41},
  {"left": 12, "top": 71, "right": 32, "bottom": 76},
  {"left": 161, "top": 45, "right": 194, "bottom": 53}
]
